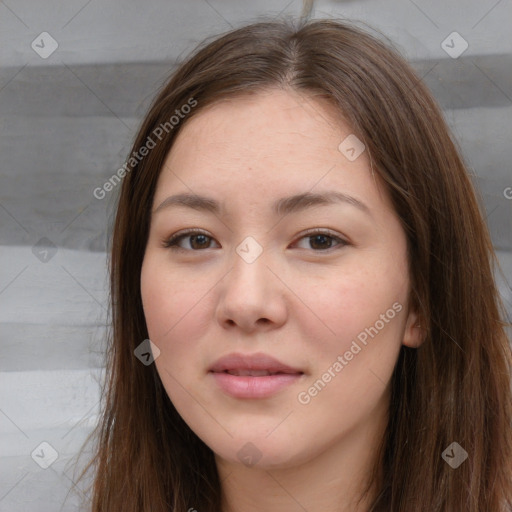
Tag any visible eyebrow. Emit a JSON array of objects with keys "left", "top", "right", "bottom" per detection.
[{"left": 153, "top": 191, "right": 371, "bottom": 217}]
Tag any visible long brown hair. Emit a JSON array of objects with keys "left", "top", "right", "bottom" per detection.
[{"left": 80, "top": 17, "right": 512, "bottom": 511}]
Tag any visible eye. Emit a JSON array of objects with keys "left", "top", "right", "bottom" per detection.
[
  {"left": 162, "top": 229, "right": 219, "bottom": 251},
  {"left": 292, "top": 228, "right": 348, "bottom": 251},
  {"left": 162, "top": 228, "right": 348, "bottom": 252}
]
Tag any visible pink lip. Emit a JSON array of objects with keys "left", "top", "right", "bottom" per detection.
[{"left": 209, "top": 352, "right": 304, "bottom": 399}]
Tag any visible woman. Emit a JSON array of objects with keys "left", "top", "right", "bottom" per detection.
[{"left": 82, "top": 17, "right": 512, "bottom": 512}]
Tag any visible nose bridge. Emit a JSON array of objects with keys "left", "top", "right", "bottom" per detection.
[
  {"left": 228, "top": 235, "right": 270, "bottom": 294},
  {"left": 216, "top": 234, "right": 286, "bottom": 331}
]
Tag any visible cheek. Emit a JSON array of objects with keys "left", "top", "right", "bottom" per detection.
[
  {"left": 297, "top": 262, "right": 408, "bottom": 412},
  {"left": 296, "top": 276, "right": 405, "bottom": 428},
  {"left": 140, "top": 254, "right": 210, "bottom": 341},
  {"left": 302, "top": 261, "right": 408, "bottom": 355},
  {"left": 140, "top": 259, "right": 208, "bottom": 403}
]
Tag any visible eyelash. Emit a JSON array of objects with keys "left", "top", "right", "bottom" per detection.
[{"left": 161, "top": 228, "right": 349, "bottom": 252}]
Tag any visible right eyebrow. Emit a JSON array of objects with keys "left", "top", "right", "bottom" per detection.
[{"left": 153, "top": 193, "right": 220, "bottom": 215}]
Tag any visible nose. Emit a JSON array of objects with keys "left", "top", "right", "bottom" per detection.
[{"left": 215, "top": 243, "right": 288, "bottom": 333}]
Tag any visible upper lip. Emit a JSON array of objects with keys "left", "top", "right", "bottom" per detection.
[{"left": 209, "top": 352, "right": 304, "bottom": 375}]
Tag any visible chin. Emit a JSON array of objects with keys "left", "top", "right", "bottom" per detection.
[{"left": 210, "top": 434, "right": 312, "bottom": 471}]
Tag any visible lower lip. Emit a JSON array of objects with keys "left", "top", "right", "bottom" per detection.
[{"left": 210, "top": 371, "right": 303, "bottom": 399}]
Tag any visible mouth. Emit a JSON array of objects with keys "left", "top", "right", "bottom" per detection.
[
  {"left": 209, "top": 352, "right": 304, "bottom": 375},
  {"left": 208, "top": 352, "right": 305, "bottom": 399}
]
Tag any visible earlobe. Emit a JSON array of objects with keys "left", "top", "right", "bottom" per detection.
[{"left": 402, "top": 309, "right": 426, "bottom": 348}]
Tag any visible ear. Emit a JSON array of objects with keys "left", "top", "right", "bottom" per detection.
[{"left": 402, "top": 308, "right": 425, "bottom": 348}]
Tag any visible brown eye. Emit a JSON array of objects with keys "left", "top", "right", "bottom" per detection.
[
  {"left": 294, "top": 230, "right": 348, "bottom": 251},
  {"left": 162, "top": 228, "right": 348, "bottom": 252},
  {"left": 162, "top": 230, "right": 219, "bottom": 251}
]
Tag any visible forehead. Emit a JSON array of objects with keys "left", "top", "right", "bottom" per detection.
[
  {"left": 153, "top": 88, "right": 390, "bottom": 215},
  {"left": 168, "top": 89, "right": 349, "bottom": 165}
]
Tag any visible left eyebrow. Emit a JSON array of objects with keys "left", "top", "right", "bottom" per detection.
[
  {"left": 152, "top": 191, "right": 372, "bottom": 217},
  {"left": 273, "top": 191, "right": 371, "bottom": 217}
]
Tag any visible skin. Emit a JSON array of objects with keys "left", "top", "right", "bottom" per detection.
[{"left": 140, "top": 88, "right": 423, "bottom": 512}]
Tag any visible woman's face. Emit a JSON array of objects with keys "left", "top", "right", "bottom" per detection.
[{"left": 141, "top": 88, "right": 421, "bottom": 471}]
